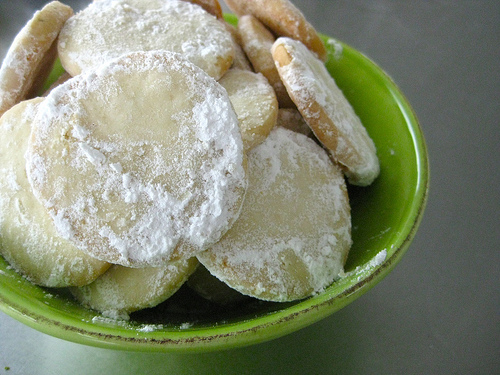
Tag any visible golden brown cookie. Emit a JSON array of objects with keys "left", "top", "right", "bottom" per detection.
[
  {"left": 198, "top": 127, "right": 351, "bottom": 302},
  {"left": 0, "top": 98, "right": 110, "bottom": 287},
  {"left": 224, "top": 0, "right": 327, "bottom": 61},
  {"left": 0, "top": 1, "right": 73, "bottom": 117},
  {"left": 237, "top": 15, "right": 295, "bottom": 108},
  {"left": 26, "top": 50, "right": 247, "bottom": 267},
  {"left": 272, "top": 37, "right": 380, "bottom": 186}
]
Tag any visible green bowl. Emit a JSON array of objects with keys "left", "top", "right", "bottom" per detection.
[{"left": 0, "top": 17, "right": 429, "bottom": 352}]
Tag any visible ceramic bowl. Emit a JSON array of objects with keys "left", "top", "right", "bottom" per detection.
[{"left": 0, "top": 17, "right": 429, "bottom": 352}]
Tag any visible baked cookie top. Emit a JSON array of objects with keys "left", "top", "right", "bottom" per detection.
[
  {"left": 58, "top": 0, "right": 234, "bottom": 79},
  {"left": 26, "top": 50, "right": 247, "bottom": 267}
]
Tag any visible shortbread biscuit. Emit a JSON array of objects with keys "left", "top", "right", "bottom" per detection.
[
  {"left": 219, "top": 69, "right": 278, "bottom": 152},
  {"left": 0, "top": 1, "right": 73, "bottom": 117},
  {"left": 237, "top": 15, "right": 295, "bottom": 108},
  {"left": 224, "top": 0, "right": 327, "bottom": 61},
  {"left": 70, "top": 257, "right": 198, "bottom": 316},
  {"left": 276, "top": 108, "right": 312, "bottom": 138},
  {"left": 272, "top": 38, "right": 380, "bottom": 186},
  {"left": 58, "top": 0, "right": 234, "bottom": 79},
  {"left": 198, "top": 127, "right": 351, "bottom": 302},
  {"left": 26, "top": 51, "right": 247, "bottom": 267},
  {"left": 0, "top": 98, "right": 110, "bottom": 287}
]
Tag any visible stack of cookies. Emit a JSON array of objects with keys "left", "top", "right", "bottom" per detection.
[{"left": 0, "top": 0, "right": 379, "bottom": 318}]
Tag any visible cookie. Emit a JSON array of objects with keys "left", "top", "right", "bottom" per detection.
[
  {"left": 58, "top": 0, "right": 234, "bottom": 79},
  {"left": 197, "top": 127, "right": 351, "bottom": 302},
  {"left": 26, "top": 50, "right": 247, "bottom": 267},
  {"left": 0, "top": 98, "right": 110, "bottom": 287},
  {"left": 70, "top": 257, "right": 199, "bottom": 316},
  {"left": 224, "top": 0, "right": 327, "bottom": 62},
  {"left": 219, "top": 69, "right": 278, "bottom": 152},
  {"left": 0, "top": 1, "right": 73, "bottom": 117},
  {"left": 272, "top": 37, "right": 380, "bottom": 186},
  {"left": 237, "top": 15, "right": 295, "bottom": 108}
]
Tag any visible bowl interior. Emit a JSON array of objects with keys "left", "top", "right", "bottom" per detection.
[{"left": 0, "top": 15, "right": 428, "bottom": 352}]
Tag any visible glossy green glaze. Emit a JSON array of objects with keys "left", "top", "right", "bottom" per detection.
[{"left": 0, "top": 17, "right": 428, "bottom": 352}]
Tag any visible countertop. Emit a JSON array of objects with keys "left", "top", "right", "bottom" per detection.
[{"left": 0, "top": 1, "right": 498, "bottom": 374}]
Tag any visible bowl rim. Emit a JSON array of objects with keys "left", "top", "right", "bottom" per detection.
[{"left": 0, "top": 26, "right": 429, "bottom": 352}]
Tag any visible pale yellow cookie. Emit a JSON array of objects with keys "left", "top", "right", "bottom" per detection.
[
  {"left": 198, "top": 127, "right": 351, "bottom": 302},
  {"left": 276, "top": 108, "right": 312, "bottom": 138},
  {"left": 272, "top": 37, "right": 380, "bottom": 186},
  {"left": 26, "top": 51, "right": 247, "bottom": 267},
  {"left": 58, "top": 0, "right": 234, "bottom": 80},
  {"left": 237, "top": 15, "right": 295, "bottom": 108},
  {"left": 224, "top": 0, "right": 327, "bottom": 61},
  {"left": 70, "top": 257, "right": 199, "bottom": 317},
  {"left": 219, "top": 69, "right": 278, "bottom": 152},
  {"left": 0, "top": 1, "right": 73, "bottom": 117},
  {"left": 0, "top": 98, "right": 110, "bottom": 287}
]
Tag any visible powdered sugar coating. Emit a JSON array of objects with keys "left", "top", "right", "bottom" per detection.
[
  {"left": 272, "top": 37, "right": 380, "bottom": 186},
  {"left": 198, "top": 127, "right": 351, "bottom": 302},
  {"left": 26, "top": 51, "right": 247, "bottom": 267},
  {"left": 58, "top": 0, "right": 234, "bottom": 79},
  {"left": 0, "top": 98, "right": 109, "bottom": 287}
]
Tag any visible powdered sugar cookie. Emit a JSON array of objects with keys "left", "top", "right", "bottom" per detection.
[
  {"left": 70, "top": 257, "right": 198, "bottom": 316},
  {"left": 0, "top": 1, "right": 73, "bottom": 118},
  {"left": 58, "top": 0, "right": 234, "bottom": 79},
  {"left": 26, "top": 50, "right": 247, "bottom": 267},
  {"left": 219, "top": 69, "right": 278, "bottom": 152},
  {"left": 0, "top": 98, "right": 110, "bottom": 287},
  {"left": 197, "top": 127, "right": 351, "bottom": 302},
  {"left": 237, "top": 15, "right": 295, "bottom": 108},
  {"left": 276, "top": 108, "right": 312, "bottom": 138},
  {"left": 272, "top": 37, "right": 380, "bottom": 186},
  {"left": 224, "top": 0, "right": 327, "bottom": 62}
]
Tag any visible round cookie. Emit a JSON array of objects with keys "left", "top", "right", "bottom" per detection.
[
  {"left": 0, "top": 1, "right": 73, "bottom": 117},
  {"left": 219, "top": 69, "right": 278, "bottom": 152},
  {"left": 237, "top": 15, "right": 295, "bottom": 108},
  {"left": 272, "top": 37, "right": 380, "bottom": 186},
  {"left": 224, "top": 0, "right": 327, "bottom": 62},
  {"left": 26, "top": 50, "right": 247, "bottom": 267},
  {"left": 70, "top": 257, "right": 199, "bottom": 317},
  {"left": 197, "top": 127, "right": 352, "bottom": 302},
  {"left": 0, "top": 98, "right": 110, "bottom": 287},
  {"left": 58, "top": 0, "right": 234, "bottom": 80}
]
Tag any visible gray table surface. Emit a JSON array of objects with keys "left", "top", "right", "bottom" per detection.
[{"left": 0, "top": 1, "right": 498, "bottom": 374}]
